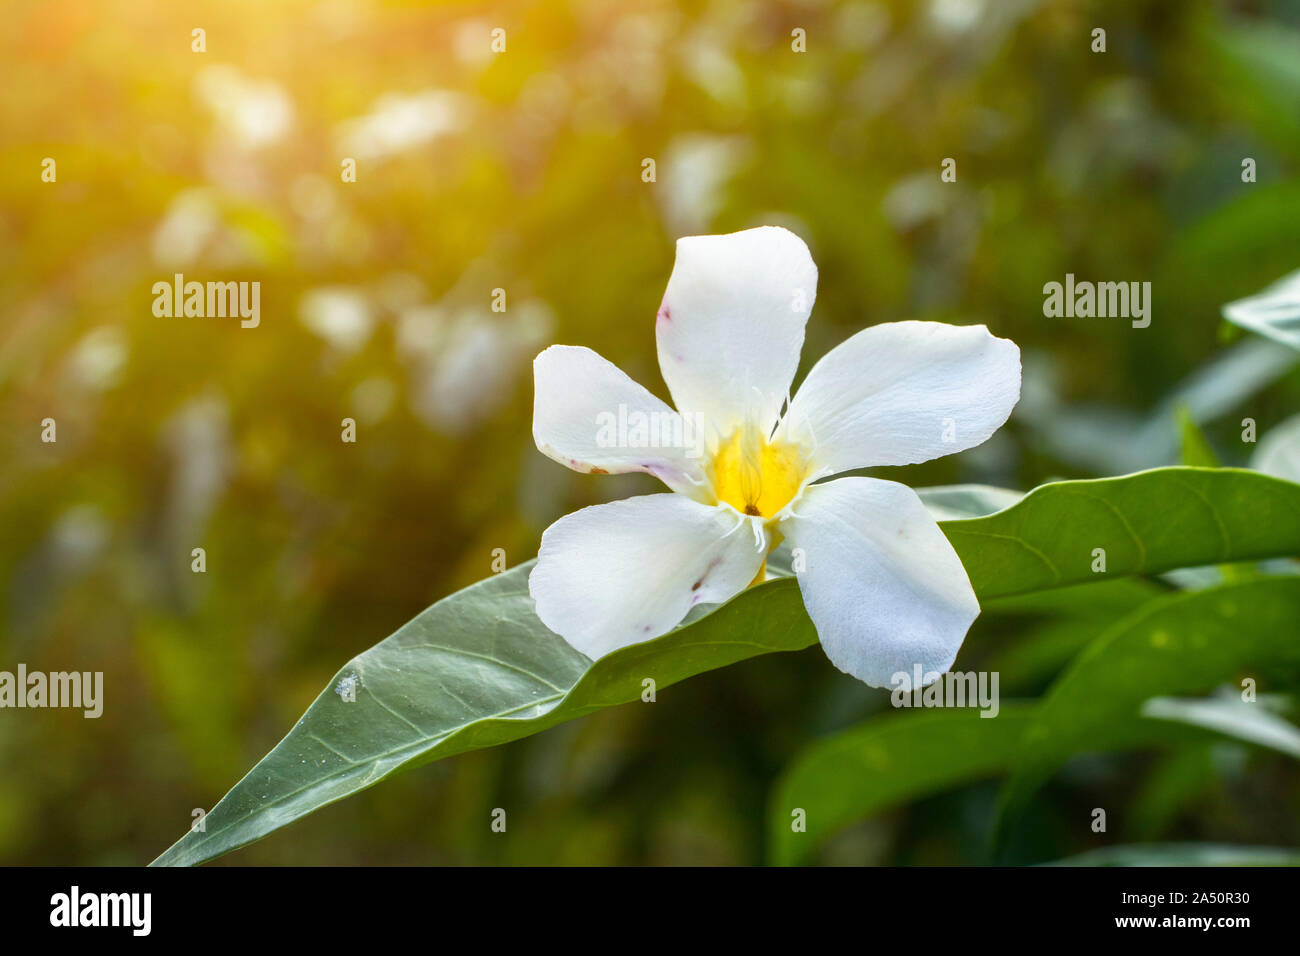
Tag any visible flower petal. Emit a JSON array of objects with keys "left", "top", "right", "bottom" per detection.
[
  {"left": 656, "top": 226, "right": 817, "bottom": 438},
  {"left": 530, "top": 494, "right": 766, "bottom": 659},
  {"left": 533, "top": 345, "right": 707, "bottom": 496},
  {"left": 781, "top": 477, "right": 979, "bottom": 688},
  {"left": 779, "top": 321, "right": 1020, "bottom": 473}
]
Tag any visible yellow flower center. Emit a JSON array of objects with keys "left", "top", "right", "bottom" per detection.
[{"left": 708, "top": 424, "right": 809, "bottom": 519}]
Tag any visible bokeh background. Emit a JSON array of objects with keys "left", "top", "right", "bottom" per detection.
[{"left": 2, "top": 0, "right": 1299, "bottom": 864}]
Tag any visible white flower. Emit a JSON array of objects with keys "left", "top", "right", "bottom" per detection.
[{"left": 528, "top": 226, "right": 1021, "bottom": 687}]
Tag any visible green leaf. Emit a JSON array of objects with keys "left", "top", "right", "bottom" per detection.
[
  {"left": 942, "top": 467, "right": 1300, "bottom": 599},
  {"left": 774, "top": 580, "right": 1300, "bottom": 865},
  {"left": 994, "top": 578, "right": 1300, "bottom": 849},
  {"left": 768, "top": 706, "right": 1037, "bottom": 866},
  {"left": 154, "top": 467, "right": 1300, "bottom": 865},
  {"left": 152, "top": 561, "right": 819, "bottom": 866},
  {"left": 766, "top": 708, "right": 1226, "bottom": 866},
  {"left": 983, "top": 579, "right": 1167, "bottom": 690}
]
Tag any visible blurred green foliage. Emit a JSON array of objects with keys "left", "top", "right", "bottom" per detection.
[{"left": 1, "top": 0, "right": 1299, "bottom": 864}]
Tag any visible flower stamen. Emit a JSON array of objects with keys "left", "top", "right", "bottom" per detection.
[{"left": 708, "top": 423, "right": 809, "bottom": 519}]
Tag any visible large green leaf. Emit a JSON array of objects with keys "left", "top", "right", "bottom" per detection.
[
  {"left": 768, "top": 706, "right": 1037, "bottom": 866},
  {"left": 153, "top": 467, "right": 1300, "bottom": 865},
  {"left": 983, "top": 578, "right": 1167, "bottom": 691},
  {"left": 152, "top": 562, "right": 819, "bottom": 866},
  {"left": 765, "top": 706, "right": 1226, "bottom": 866},
  {"left": 994, "top": 578, "right": 1300, "bottom": 850},
  {"left": 771, "top": 580, "right": 1300, "bottom": 865},
  {"left": 943, "top": 467, "right": 1300, "bottom": 598}
]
